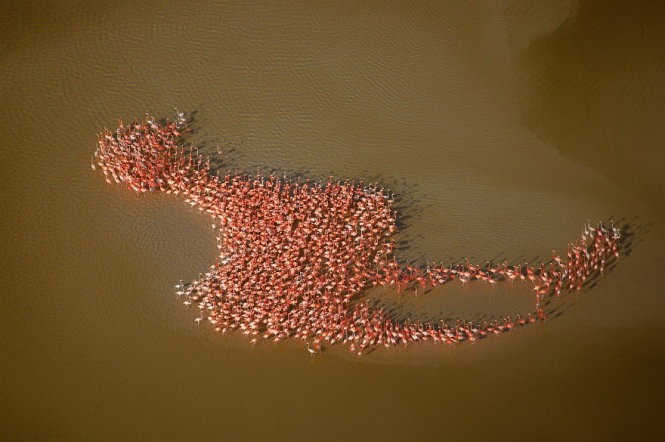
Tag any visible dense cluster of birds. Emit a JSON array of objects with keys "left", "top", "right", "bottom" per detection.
[{"left": 92, "top": 114, "right": 621, "bottom": 355}]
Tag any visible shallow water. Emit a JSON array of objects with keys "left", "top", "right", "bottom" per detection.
[{"left": 2, "top": 1, "right": 664, "bottom": 440}]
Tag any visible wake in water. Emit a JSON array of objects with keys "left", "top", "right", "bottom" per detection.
[{"left": 92, "top": 113, "right": 621, "bottom": 355}]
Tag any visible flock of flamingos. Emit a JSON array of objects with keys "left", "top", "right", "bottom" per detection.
[{"left": 92, "top": 113, "right": 621, "bottom": 355}]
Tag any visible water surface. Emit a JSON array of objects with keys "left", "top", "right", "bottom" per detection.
[{"left": 2, "top": 1, "right": 664, "bottom": 440}]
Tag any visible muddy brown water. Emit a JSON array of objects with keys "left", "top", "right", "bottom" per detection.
[{"left": 2, "top": 1, "right": 664, "bottom": 440}]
